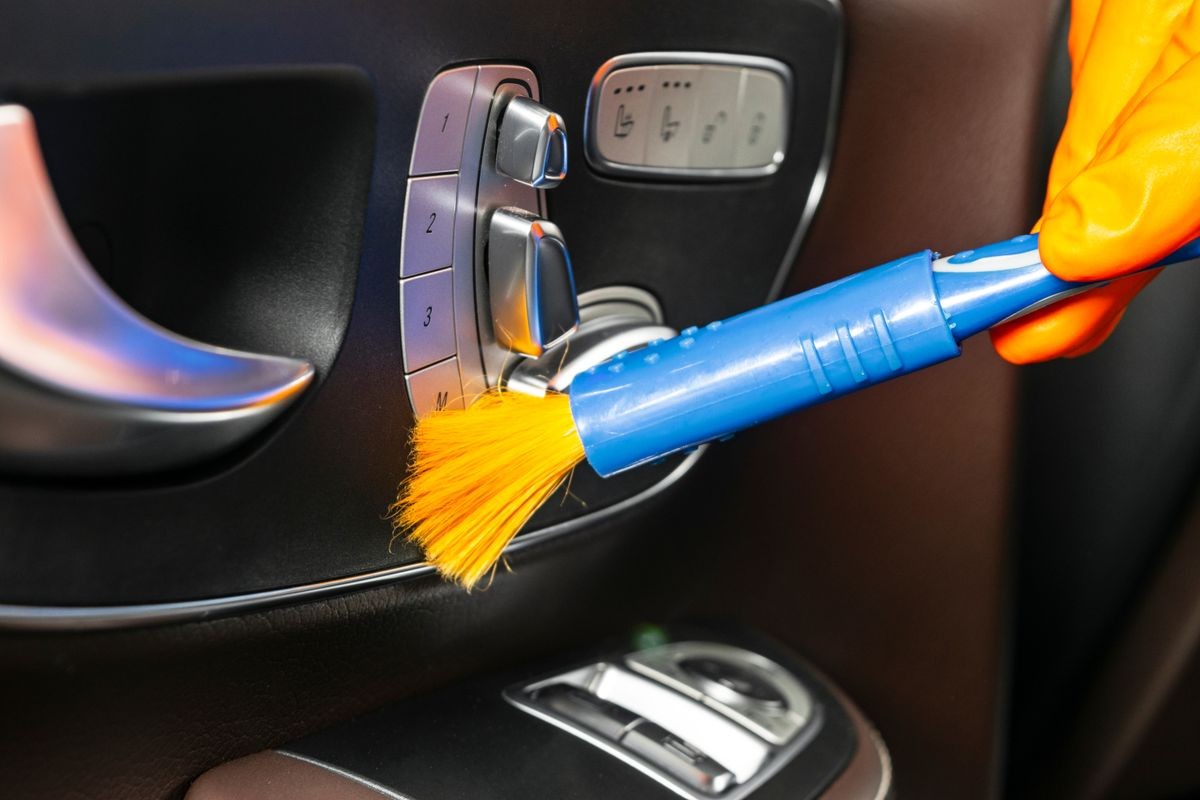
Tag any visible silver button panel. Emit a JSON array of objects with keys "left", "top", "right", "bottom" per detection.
[
  {"left": 400, "top": 65, "right": 549, "bottom": 417},
  {"left": 586, "top": 53, "right": 792, "bottom": 180}
]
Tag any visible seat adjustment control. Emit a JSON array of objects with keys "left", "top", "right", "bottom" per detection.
[
  {"left": 488, "top": 207, "right": 579, "bottom": 358},
  {"left": 495, "top": 92, "right": 568, "bottom": 188},
  {"left": 586, "top": 52, "right": 792, "bottom": 180}
]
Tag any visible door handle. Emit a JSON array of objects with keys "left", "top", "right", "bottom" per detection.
[{"left": 0, "top": 105, "right": 315, "bottom": 476}]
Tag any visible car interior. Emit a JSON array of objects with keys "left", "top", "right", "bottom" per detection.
[{"left": 3, "top": 1, "right": 1200, "bottom": 798}]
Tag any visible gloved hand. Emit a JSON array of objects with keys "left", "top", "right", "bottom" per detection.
[{"left": 991, "top": 0, "right": 1200, "bottom": 363}]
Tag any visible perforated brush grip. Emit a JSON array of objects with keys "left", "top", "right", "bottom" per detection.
[{"left": 570, "top": 250, "right": 960, "bottom": 476}]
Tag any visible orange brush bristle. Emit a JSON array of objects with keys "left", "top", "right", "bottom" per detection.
[{"left": 391, "top": 388, "right": 586, "bottom": 588}]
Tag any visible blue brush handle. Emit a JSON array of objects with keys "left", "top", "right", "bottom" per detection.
[
  {"left": 569, "top": 233, "right": 1200, "bottom": 477},
  {"left": 931, "top": 233, "right": 1200, "bottom": 339}
]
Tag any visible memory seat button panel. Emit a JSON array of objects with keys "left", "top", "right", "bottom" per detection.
[{"left": 400, "top": 64, "right": 549, "bottom": 417}]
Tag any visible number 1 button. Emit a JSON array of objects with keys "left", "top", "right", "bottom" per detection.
[
  {"left": 410, "top": 66, "right": 477, "bottom": 175},
  {"left": 401, "top": 174, "right": 457, "bottom": 277}
]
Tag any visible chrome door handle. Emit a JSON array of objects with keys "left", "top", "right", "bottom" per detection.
[{"left": 0, "top": 105, "right": 315, "bottom": 476}]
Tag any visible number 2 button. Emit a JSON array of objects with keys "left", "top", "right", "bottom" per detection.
[{"left": 401, "top": 174, "right": 457, "bottom": 278}]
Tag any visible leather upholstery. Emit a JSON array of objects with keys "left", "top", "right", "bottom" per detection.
[{"left": 186, "top": 752, "right": 390, "bottom": 800}]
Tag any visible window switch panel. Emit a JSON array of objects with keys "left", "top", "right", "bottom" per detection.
[
  {"left": 505, "top": 642, "right": 823, "bottom": 800},
  {"left": 620, "top": 720, "right": 735, "bottom": 796}
]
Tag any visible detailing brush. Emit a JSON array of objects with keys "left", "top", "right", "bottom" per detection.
[
  {"left": 393, "top": 390, "right": 583, "bottom": 585},
  {"left": 394, "top": 233, "right": 1200, "bottom": 587}
]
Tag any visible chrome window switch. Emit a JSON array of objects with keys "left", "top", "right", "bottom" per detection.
[{"left": 620, "top": 720, "right": 735, "bottom": 796}]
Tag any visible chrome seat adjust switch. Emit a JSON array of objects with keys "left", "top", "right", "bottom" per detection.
[
  {"left": 487, "top": 207, "right": 579, "bottom": 358},
  {"left": 495, "top": 93, "right": 568, "bottom": 188}
]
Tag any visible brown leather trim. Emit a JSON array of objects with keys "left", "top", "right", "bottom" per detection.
[
  {"left": 184, "top": 751, "right": 402, "bottom": 800},
  {"left": 187, "top": 705, "right": 887, "bottom": 800},
  {"left": 821, "top": 674, "right": 894, "bottom": 800}
]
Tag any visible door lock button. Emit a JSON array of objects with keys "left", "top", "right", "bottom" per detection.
[
  {"left": 495, "top": 93, "right": 568, "bottom": 188},
  {"left": 488, "top": 207, "right": 579, "bottom": 358}
]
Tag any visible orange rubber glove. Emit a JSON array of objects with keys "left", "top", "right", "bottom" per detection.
[{"left": 992, "top": 0, "right": 1200, "bottom": 363}]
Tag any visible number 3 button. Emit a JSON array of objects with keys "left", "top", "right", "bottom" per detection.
[
  {"left": 401, "top": 174, "right": 457, "bottom": 278},
  {"left": 400, "top": 268, "right": 456, "bottom": 372}
]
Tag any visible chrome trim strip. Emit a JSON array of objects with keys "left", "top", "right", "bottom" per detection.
[
  {"left": 584, "top": 51, "right": 794, "bottom": 181},
  {"left": 275, "top": 751, "right": 414, "bottom": 800},
  {"left": 0, "top": 446, "right": 705, "bottom": 631},
  {"left": 872, "top": 725, "right": 894, "bottom": 800},
  {"left": 577, "top": 285, "right": 665, "bottom": 324},
  {"left": 768, "top": 0, "right": 844, "bottom": 302}
]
